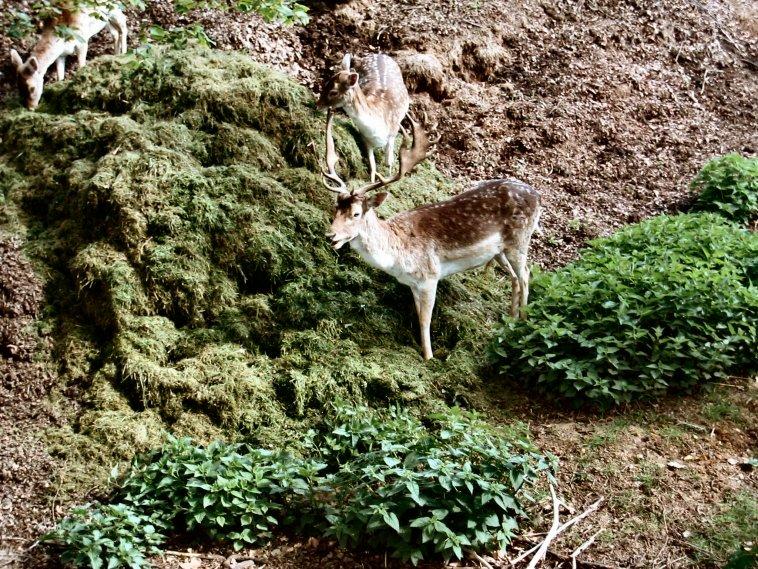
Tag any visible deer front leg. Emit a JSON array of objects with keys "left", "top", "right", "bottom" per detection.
[
  {"left": 384, "top": 135, "right": 396, "bottom": 178},
  {"left": 502, "top": 250, "right": 529, "bottom": 319},
  {"left": 76, "top": 43, "right": 88, "bottom": 69},
  {"left": 55, "top": 56, "right": 66, "bottom": 81},
  {"left": 412, "top": 281, "right": 438, "bottom": 360},
  {"left": 366, "top": 142, "right": 377, "bottom": 183}
]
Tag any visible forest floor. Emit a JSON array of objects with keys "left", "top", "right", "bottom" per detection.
[{"left": 1, "top": 0, "right": 756, "bottom": 567}]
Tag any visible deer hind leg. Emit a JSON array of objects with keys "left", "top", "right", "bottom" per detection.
[
  {"left": 109, "top": 13, "right": 128, "bottom": 54},
  {"left": 495, "top": 253, "right": 520, "bottom": 318},
  {"left": 55, "top": 56, "right": 66, "bottom": 81},
  {"left": 412, "top": 281, "right": 438, "bottom": 360}
]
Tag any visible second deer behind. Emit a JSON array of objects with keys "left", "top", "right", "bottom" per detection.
[{"left": 317, "top": 53, "right": 410, "bottom": 182}]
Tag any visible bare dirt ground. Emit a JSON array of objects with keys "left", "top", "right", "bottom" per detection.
[{"left": 1, "top": 0, "right": 756, "bottom": 567}]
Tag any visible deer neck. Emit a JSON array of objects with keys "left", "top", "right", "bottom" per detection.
[{"left": 349, "top": 211, "right": 400, "bottom": 272}]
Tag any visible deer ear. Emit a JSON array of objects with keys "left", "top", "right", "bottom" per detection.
[
  {"left": 9, "top": 49, "right": 23, "bottom": 70},
  {"left": 366, "top": 192, "right": 389, "bottom": 210},
  {"left": 27, "top": 56, "right": 39, "bottom": 73},
  {"left": 341, "top": 53, "right": 352, "bottom": 71},
  {"left": 347, "top": 72, "right": 359, "bottom": 87}
]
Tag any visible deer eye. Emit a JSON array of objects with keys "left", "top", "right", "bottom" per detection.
[{"left": 353, "top": 212, "right": 360, "bottom": 218}]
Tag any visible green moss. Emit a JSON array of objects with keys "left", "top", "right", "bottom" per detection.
[{"left": 0, "top": 46, "right": 512, "bottom": 489}]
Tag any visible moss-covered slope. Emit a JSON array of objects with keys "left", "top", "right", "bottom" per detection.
[{"left": 0, "top": 47, "right": 510, "bottom": 478}]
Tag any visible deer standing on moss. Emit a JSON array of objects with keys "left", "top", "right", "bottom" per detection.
[
  {"left": 322, "top": 114, "right": 542, "bottom": 360},
  {"left": 317, "top": 53, "right": 410, "bottom": 182},
  {"left": 9, "top": 6, "right": 128, "bottom": 110}
]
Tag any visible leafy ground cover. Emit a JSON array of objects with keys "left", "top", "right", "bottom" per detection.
[
  {"left": 43, "top": 405, "right": 554, "bottom": 567},
  {"left": 692, "top": 154, "right": 757, "bottom": 226}
]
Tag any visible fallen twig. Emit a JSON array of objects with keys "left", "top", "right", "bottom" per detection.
[
  {"left": 571, "top": 529, "right": 603, "bottom": 569},
  {"left": 165, "top": 550, "right": 225, "bottom": 561},
  {"left": 471, "top": 550, "right": 495, "bottom": 569},
  {"left": 223, "top": 554, "right": 258, "bottom": 568},
  {"left": 511, "top": 496, "right": 604, "bottom": 565},
  {"left": 525, "top": 482, "right": 560, "bottom": 569},
  {"left": 713, "top": 382, "right": 746, "bottom": 390}
]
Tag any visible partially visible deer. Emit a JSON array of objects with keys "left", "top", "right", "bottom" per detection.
[
  {"left": 9, "top": 6, "right": 128, "bottom": 110},
  {"left": 317, "top": 53, "right": 410, "bottom": 182},
  {"left": 322, "top": 113, "right": 542, "bottom": 360}
]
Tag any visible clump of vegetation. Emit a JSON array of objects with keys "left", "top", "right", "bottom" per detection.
[
  {"left": 45, "top": 504, "right": 165, "bottom": 569},
  {"left": 318, "top": 406, "right": 553, "bottom": 564},
  {"left": 0, "top": 46, "right": 509, "bottom": 482},
  {"left": 43, "top": 405, "right": 554, "bottom": 567},
  {"left": 492, "top": 213, "right": 757, "bottom": 406},
  {"left": 692, "top": 154, "right": 757, "bottom": 225}
]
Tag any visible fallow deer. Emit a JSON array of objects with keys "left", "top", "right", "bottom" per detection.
[
  {"left": 317, "top": 53, "right": 410, "bottom": 182},
  {"left": 9, "top": 6, "right": 128, "bottom": 110},
  {"left": 322, "top": 113, "right": 542, "bottom": 360}
]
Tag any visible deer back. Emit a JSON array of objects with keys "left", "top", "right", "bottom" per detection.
[
  {"left": 317, "top": 53, "right": 410, "bottom": 131},
  {"left": 391, "top": 179, "right": 541, "bottom": 251}
]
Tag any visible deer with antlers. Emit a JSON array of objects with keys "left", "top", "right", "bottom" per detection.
[
  {"left": 317, "top": 53, "right": 410, "bottom": 182},
  {"left": 9, "top": 5, "right": 128, "bottom": 110},
  {"left": 322, "top": 112, "right": 542, "bottom": 360}
]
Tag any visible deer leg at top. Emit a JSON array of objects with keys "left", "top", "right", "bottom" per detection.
[
  {"left": 55, "top": 56, "right": 66, "bottom": 81},
  {"left": 109, "top": 12, "right": 128, "bottom": 54},
  {"left": 412, "top": 281, "right": 438, "bottom": 360},
  {"left": 384, "top": 135, "right": 396, "bottom": 178},
  {"left": 495, "top": 253, "right": 520, "bottom": 319},
  {"left": 76, "top": 43, "right": 88, "bottom": 69},
  {"left": 367, "top": 145, "right": 377, "bottom": 183}
]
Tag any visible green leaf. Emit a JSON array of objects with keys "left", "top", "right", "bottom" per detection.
[{"left": 383, "top": 511, "right": 401, "bottom": 533}]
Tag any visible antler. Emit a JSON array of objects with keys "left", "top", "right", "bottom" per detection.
[
  {"left": 353, "top": 115, "right": 430, "bottom": 195},
  {"left": 321, "top": 109, "right": 347, "bottom": 193}
]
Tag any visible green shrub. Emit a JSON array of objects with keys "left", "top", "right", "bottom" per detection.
[
  {"left": 44, "top": 504, "right": 165, "bottom": 569},
  {"left": 318, "top": 406, "right": 554, "bottom": 564},
  {"left": 45, "top": 405, "right": 553, "bottom": 567},
  {"left": 491, "top": 213, "right": 757, "bottom": 406},
  {"left": 692, "top": 154, "right": 758, "bottom": 224}
]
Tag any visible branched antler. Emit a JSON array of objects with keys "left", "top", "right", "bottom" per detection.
[
  {"left": 321, "top": 110, "right": 430, "bottom": 196},
  {"left": 321, "top": 109, "right": 346, "bottom": 193},
  {"left": 353, "top": 115, "right": 430, "bottom": 195}
]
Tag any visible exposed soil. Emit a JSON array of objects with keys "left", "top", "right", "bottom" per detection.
[
  {"left": 0, "top": 0, "right": 756, "bottom": 567},
  {"left": 0, "top": 237, "right": 60, "bottom": 568}
]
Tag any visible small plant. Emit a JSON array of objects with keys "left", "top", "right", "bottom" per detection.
[
  {"left": 491, "top": 213, "right": 757, "bottom": 406},
  {"left": 692, "top": 154, "right": 758, "bottom": 224},
  {"left": 44, "top": 504, "right": 165, "bottom": 569}
]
